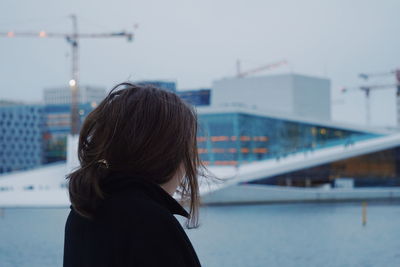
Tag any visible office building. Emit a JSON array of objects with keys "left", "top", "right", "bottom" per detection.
[
  {"left": 196, "top": 106, "right": 382, "bottom": 166},
  {"left": 250, "top": 143, "right": 400, "bottom": 188},
  {"left": 178, "top": 89, "right": 211, "bottom": 106},
  {"left": 43, "top": 85, "right": 106, "bottom": 105},
  {"left": 42, "top": 85, "right": 105, "bottom": 163},
  {"left": 136, "top": 80, "right": 176, "bottom": 92},
  {"left": 0, "top": 104, "right": 44, "bottom": 174},
  {"left": 44, "top": 103, "right": 94, "bottom": 163}
]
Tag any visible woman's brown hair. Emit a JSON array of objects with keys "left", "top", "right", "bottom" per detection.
[{"left": 66, "top": 82, "right": 206, "bottom": 228}]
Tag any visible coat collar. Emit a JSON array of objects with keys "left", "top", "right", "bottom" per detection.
[{"left": 101, "top": 172, "right": 190, "bottom": 218}]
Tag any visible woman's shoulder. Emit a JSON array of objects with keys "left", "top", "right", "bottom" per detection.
[
  {"left": 99, "top": 187, "right": 182, "bottom": 230},
  {"left": 98, "top": 176, "right": 189, "bottom": 221},
  {"left": 67, "top": 181, "right": 200, "bottom": 267},
  {"left": 99, "top": 188, "right": 191, "bottom": 249},
  {"left": 67, "top": 184, "right": 200, "bottom": 266}
]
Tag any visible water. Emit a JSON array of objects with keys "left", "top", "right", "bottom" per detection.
[{"left": 0, "top": 202, "right": 399, "bottom": 267}]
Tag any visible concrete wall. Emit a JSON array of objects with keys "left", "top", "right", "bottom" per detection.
[
  {"left": 292, "top": 75, "right": 331, "bottom": 120},
  {"left": 202, "top": 183, "right": 400, "bottom": 204},
  {"left": 212, "top": 73, "right": 331, "bottom": 121},
  {"left": 212, "top": 75, "right": 294, "bottom": 114}
]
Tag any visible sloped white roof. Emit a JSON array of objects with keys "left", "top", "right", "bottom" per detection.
[
  {"left": 0, "top": 162, "right": 67, "bottom": 189},
  {"left": 1, "top": 133, "right": 400, "bottom": 207},
  {"left": 221, "top": 133, "right": 400, "bottom": 187}
]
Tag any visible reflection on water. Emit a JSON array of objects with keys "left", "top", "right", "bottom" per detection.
[{"left": 1, "top": 202, "right": 400, "bottom": 267}]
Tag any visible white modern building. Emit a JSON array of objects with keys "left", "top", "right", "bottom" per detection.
[
  {"left": 1, "top": 105, "right": 400, "bottom": 207},
  {"left": 212, "top": 73, "right": 331, "bottom": 121},
  {"left": 2, "top": 73, "right": 400, "bottom": 207}
]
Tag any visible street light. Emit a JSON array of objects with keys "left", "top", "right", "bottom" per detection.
[{"left": 69, "top": 79, "right": 76, "bottom": 87}]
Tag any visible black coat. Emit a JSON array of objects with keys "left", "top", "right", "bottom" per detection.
[{"left": 63, "top": 173, "right": 201, "bottom": 267}]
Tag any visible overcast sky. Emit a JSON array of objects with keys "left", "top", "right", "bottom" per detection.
[{"left": 0, "top": 0, "right": 399, "bottom": 127}]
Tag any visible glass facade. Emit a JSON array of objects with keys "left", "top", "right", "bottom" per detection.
[
  {"left": 0, "top": 105, "right": 44, "bottom": 174},
  {"left": 178, "top": 89, "right": 211, "bottom": 106},
  {"left": 44, "top": 103, "right": 94, "bottom": 163},
  {"left": 44, "top": 86, "right": 106, "bottom": 105},
  {"left": 198, "top": 112, "right": 381, "bottom": 166},
  {"left": 250, "top": 146, "right": 400, "bottom": 188},
  {"left": 0, "top": 102, "right": 384, "bottom": 177}
]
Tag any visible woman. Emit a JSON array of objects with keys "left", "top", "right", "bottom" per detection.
[{"left": 63, "top": 83, "right": 205, "bottom": 267}]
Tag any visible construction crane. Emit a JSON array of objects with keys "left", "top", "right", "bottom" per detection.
[
  {"left": 359, "top": 70, "right": 400, "bottom": 81},
  {"left": 236, "top": 59, "right": 288, "bottom": 78},
  {"left": 0, "top": 15, "right": 135, "bottom": 135},
  {"left": 341, "top": 69, "right": 400, "bottom": 126}
]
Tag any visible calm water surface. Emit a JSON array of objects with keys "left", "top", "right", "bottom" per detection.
[{"left": 0, "top": 202, "right": 399, "bottom": 267}]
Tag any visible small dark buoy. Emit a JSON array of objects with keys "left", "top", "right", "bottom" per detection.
[{"left": 362, "top": 201, "right": 367, "bottom": 226}]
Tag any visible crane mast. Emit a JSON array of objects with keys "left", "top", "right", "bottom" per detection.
[
  {"left": 341, "top": 69, "right": 400, "bottom": 127},
  {"left": 1, "top": 15, "right": 134, "bottom": 135},
  {"left": 70, "top": 14, "right": 80, "bottom": 135}
]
